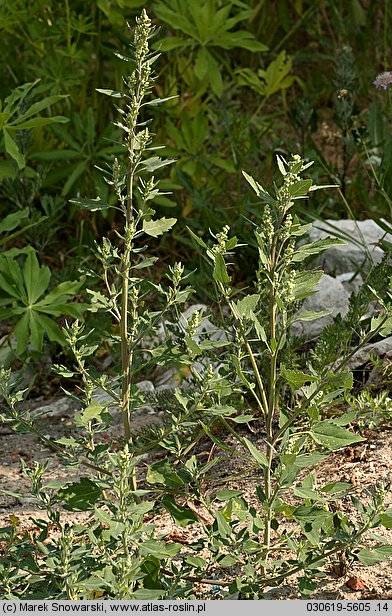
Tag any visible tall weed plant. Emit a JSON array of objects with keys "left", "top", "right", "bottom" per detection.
[{"left": 1, "top": 11, "right": 392, "bottom": 600}]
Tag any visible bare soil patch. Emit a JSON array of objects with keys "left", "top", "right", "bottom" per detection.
[{"left": 1, "top": 398, "right": 391, "bottom": 600}]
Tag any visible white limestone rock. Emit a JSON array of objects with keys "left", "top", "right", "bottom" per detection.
[
  {"left": 308, "top": 219, "right": 392, "bottom": 274},
  {"left": 291, "top": 274, "right": 350, "bottom": 338},
  {"left": 336, "top": 272, "right": 363, "bottom": 295},
  {"left": 33, "top": 397, "right": 77, "bottom": 418}
]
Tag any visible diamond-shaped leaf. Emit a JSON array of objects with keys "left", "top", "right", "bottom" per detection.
[
  {"left": 57, "top": 478, "right": 102, "bottom": 511},
  {"left": 310, "top": 421, "right": 364, "bottom": 450},
  {"left": 143, "top": 217, "right": 176, "bottom": 237}
]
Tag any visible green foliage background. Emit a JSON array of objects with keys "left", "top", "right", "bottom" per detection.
[{"left": 0, "top": 0, "right": 391, "bottom": 349}]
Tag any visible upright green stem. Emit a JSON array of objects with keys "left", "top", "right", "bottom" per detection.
[
  {"left": 119, "top": 24, "right": 146, "bottom": 453},
  {"left": 120, "top": 166, "right": 137, "bottom": 496},
  {"left": 228, "top": 294, "right": 269, "bottom": 416},
  {"left": 244, "top": 338, "right": 269, "bottom": 416},
  {"left": 261, "top": 227, "right": 280, "bottom": 568},
  {"left": 120, "top": 241, "right": 132, "bottom": 445},
  {"left": 122, "top": 170, "right": 134, "bottom": 433}
]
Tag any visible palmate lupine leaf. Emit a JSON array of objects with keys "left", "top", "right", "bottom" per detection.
[
  {"left": 0, "top": 81, "right": 68, "bottom": 170},
  {"left": 154, "top": 0, "right": 266, "bottom": 96},
  {"left": 0, "top": 250, "right": 87, "bottom": 354}
]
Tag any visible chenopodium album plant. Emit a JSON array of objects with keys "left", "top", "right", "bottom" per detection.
[
  {"left": 187, "top": 154, "right": 392, "bottom": 595},
  {"left": 61, "top": 11, "right": 209, "bottom": 489},
  {"left": 0, "top": 11, "right": 201, "bottom": 600},
  {"left": 2, "top": 12, "right": 392, "bottom": 601}
]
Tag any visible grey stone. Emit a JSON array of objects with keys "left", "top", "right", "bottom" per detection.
[
  {"left": 309, "top": 219, "right": 392, "bottom": 275},
  {"left": 155, "top": 368, "right": 181, "bottom": 391},
  {"left": 291, "top": 274, "right": 350, "bottom": 338},
  {"left": 135, "top": 380, "right": 155, "bottom": 393},
  {"left": 346, "top": 335, "right": 392, "bottom": 370},
  {"left": 92, "top": 387, "right": 118, "bottom": 407},
  {"left": 336, "top": 272, "right": 363, "bottom": 295},
  {"left": 34, "top": 397, "right": 76, "bottom": 418}
]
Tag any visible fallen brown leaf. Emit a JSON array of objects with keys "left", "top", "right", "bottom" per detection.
[{"left": 346, "top": 576, "right": 366, "bottom": 591}]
